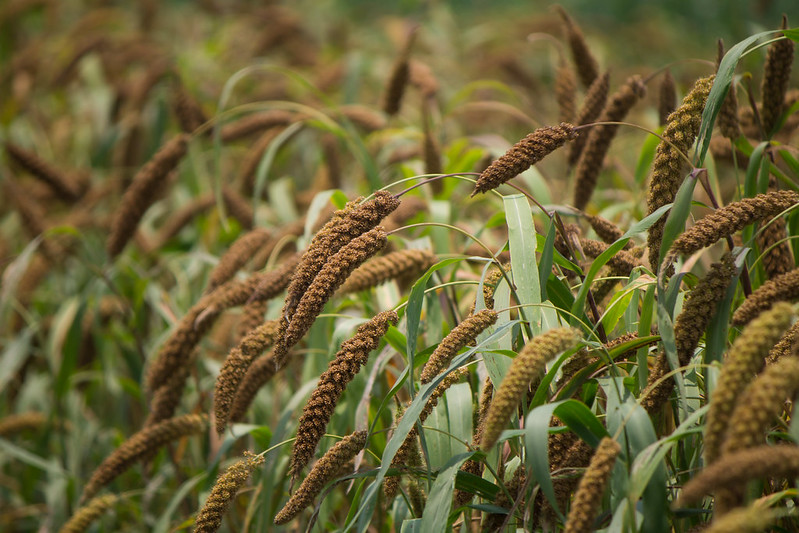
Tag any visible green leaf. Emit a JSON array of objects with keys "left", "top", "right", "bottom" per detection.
[
  {"left": 420, "top": 452, "right": 473, "bottom": 533},
  {"left": 704, "top": 250, "right": 745, "bottom": 366},
  {"left": 785, "top": 28, "right": 799, "bottom": 43},
  {"left": 744, "top": 141, "right": 770, "bottom": 199},
  {"left": 570, "top": 238, "right": 629, "bottom": 330},
  {"left": 504, "top": 194, "right": 541, "bottom": 333}
]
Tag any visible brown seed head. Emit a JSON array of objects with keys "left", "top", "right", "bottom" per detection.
[
  {"left": 658, "top": 70, "right": 677, "bottom": 126},
  {"left": 221, "top": 186, "right": 254, "bottom": 230},
  {"left": 564, "top": 438, "right": 621, "bottom": 533},
  {"left": 645, "top": 75, "right": 715, "bottom": 270},
  {"left": 716, "top": 40, "right": 742, "bottom": 140},
  {"left": 760, "top": 16, "right": 793, "bottom": 135},
  {"left": 419, "top": 309, "right": 497, "bottom": 383},
  {"left": 472, "top": 123, "right": 577, "bottom": 197},
  {"left": 289, "top": 311, "right": 397, "bottom": 477},
  {"left": 555, "top": 58, "right": 577, "bottom": 124},
  {"left": 734, "top": 267, "right": 799, "bottom": 326},
  {"left": 480, "top": 328, "right": 580, "bottom": 450},
  {"left": 0, "top": 412, "right": 47, "bottom": 437},
  {"left": 584, "top": 213, "right": 633, "bottom": 249},
  {"left": 556, "top": 7, "right": 599, "bottom": 88},
  {"left": 204, "top": 229, "right": 272, "bottom": 294},
  {"left": 382, "top": 31, "right": 415, "bottom": 116},
  {"left": 567, "top": 71, "right": 610, "bottom": 166},
  {"left": 703, "top": 504, "right": 780, "bottom": 533},
  {"left": 219, "top": 110, "right": 295, "bottom": 143},
  {"left": 107, "top": 134, "right": 189, "bottom": 257},
  {"left": 572, "top": 75, "right": 646, "bottom": 210},
  {"left": 172, "top": 80, "right": 207, "bottom": 134},
  {"left": 275, "top": 431, "right": 367, "bottom": 525},
  {"left": 703, "top": 302, "right": 794, "bottom": 464},
  {"left": 339, "top": 249, "right": 436, "bottom": 294},
  {"left": 667, "top": 190, "right": 799, "bottom": 262},
  {"left": 228, "top": 351, "right": 280, "bottom": 423},
  {"left": 757, "top": 176, "right": 795, "bottom": 278},
  {"left": 767, "top": 320, "right": 799, "bottom": 365},
  {"left": 676, "top": 445, "right": 799, "bottom": 507},
  {"left": 194, "top": 452, "right": 264, "bottom": 533},
  {"left": 80, "top": 413, "right": 208, "bottom": 503},
  {"left": 59, "top": 494, "right": 118, "bottom": 533},
  {"left": 5, "top": 141, "right": 84, "bottom": 201}
]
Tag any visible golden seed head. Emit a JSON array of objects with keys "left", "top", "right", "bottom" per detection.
[
  {"left": 760, "top": 16, "right": 793, "bottom": 135},
  {"left": 563, "top": 438, "right": 621, "bottom": 533},
  {"left": 59, "top": 494, "right": 118, "bottom": 533},
  {"left": 194, "top": 452, "right": 264, "bottom": 533},
  {"left": 567, "top": 71, "right": 610, "bottom": 167},
  {"left": 555, "top": 58, "right": 577, "bottom": 124},
  {"left": 733, "top": 267, "right": 799, "bottom": 327},
  {"left": 420, "top": 309, "right": 498, "bottom": 383}
]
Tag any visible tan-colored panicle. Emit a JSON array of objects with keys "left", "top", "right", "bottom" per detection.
[
  {"left": 716, "top": 40, "right": 742, "bottom": 140},
  {"left": 194, "top": 452, "right": 264, "bottom": 533},
  {"left": 4, "top": 141, "right": 85, "bottom": 202},
  {"left": 480, "top": 328, "right": 580, "bottom": 450},
  {"left": 80, "top": 413, "right": 208, "bottom": 503},
  {"left": 107, "top": 133, "right": 189, "bottom": 258},
  {"left": 204, "top": 228, "right": 272, "bottom": 294},
  {"left": 733, "top": 267, "right": 799, "bottom": 326},
  {"left": 702, "top": 302, "right": 793, "bottom": 465},
  {"left": 555, "top": 6, "right": 599, "bottom": 88},
  {"left": 471, "top": 123, "right": 577, "bottom": 197},
  {"left": 645, "top": 75, "right": 715, "bottom": 271},
  {"left": 555, "top": 57, "right": 577, "bottom": 124},
  {"left": 760, "top": 15, "right": 793, "bottom": 135},
  {"left": 338, "top": 249, "right": 436, "bottom": 294},
  {"left": 289, "top": 311, "right": 397, "bottom": 478},
  {"left": 567, "top": 71, "right": 610, "bottom": 166},
  {"left": 564, "top": 438, "right": 621, "bottom": 533},
  {"left": 419, "top": 309, "right": 498, "bottom": 383},
  {"left": 572, "top": 75, "right": 646, "bottom": 210},
  {"left": 59, "top": 494, "right": 118, "bottom": 533},
  {"left": 658, "top": 70, "right": 677, "bottom": 126},
  {"left": 275, "top": 431, "right": 367, "bottom": 525}
]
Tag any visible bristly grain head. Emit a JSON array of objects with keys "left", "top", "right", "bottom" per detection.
[
  {"left": 204, "top": 228, "right": 272, "bottom": 294},
  {"left": 563, "top": 438, "right": 621, "bottom": 533},
  {"left": 702, "top": 505, "right": 780, "bottom": 533},
  {"left": 339, "top": 249, "right": 436, "bottom": 294},
  {"left": 275, "top": 431, "right": 367, "bottom": 525},
  {"left": 555, "top": 57, "right": 577, "bottom": 124},
  {"left": 107, "top": 133, "right": 189, "bottom": 258},
  {"left": 194, "top": 452, "right": 264, "bottom": 533},
  {"left": 228, "top": 351, "right": 279, "bottom": 423},
  {"left": 767, "top": 320, "right": 799, "bottom": 365},
  {"left": 555, "top": 6, "right": 599, "bottom": 88},
  {"left": 716, "top": 39, "right": 742, "bottom": 140},
  {"left": 382, "top": 29, "right": 416, "bottom": 116},
  {"left": 760, "top": 15, "right": 793, "bottom": 136},
  {"left": 59, "top": 494, "right": 118, "bottom": 533},
  {"left": 645, "top": 75, "right": 715, "bottom": 271},
  {"left": 666, "top": 190, "right": 799, "bottom": 262},
  {"left": 220, "top": 110, "right": 294, "bottom": 143},
  {"left": 658, "top": 69, "right": 677, "bottom": 126},
  {"left": 80, "top": 413, "right": 209, "bottom": 503},
  {"left": 733, "top": 267, "right": 799, "bottom": 326},
  {"left": 419, "top": 309, "right": 497, "bottom": 383},
  {"left": 676, "top": 445, "right": 799, "bottom": 508},
  {"left": 471, "top": 123, "right": 577, "bottom": 197},
  {"left": 480, "top": 328, "right": 580, "bottom": 450},
  {"left": 4, "top": 141, "right": 85, "bottom": 202},
  {"left": 757, "top": 175, "right": 795, "bottom": 278},
  {"left": 584, "top": 213, "right": 632, "bottom": 249},
  {"left": 0, "top": 412, "right": 47, "bottom": 437},
  {"left": 171, "top": 78, "right": 207, "bottom": 134},
  {"left": 567, "top": 71, "right": 610, "bottom": 166},
  {"left": 702, "top": 302, "right": 794, "bottom": 464},
  {"left": 572, "top": 75, "right": 646, "bottom": 210},
  {"left": 289, "top": 311, "right": 397, "bottom": 478}
]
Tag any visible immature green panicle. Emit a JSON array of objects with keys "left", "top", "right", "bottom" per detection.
[
  {"left": 722, "top": 355, "right": 799, "bottom": 457},
  {"left": 275, "top": 431, "right": 367, "bottom": 525},
  {"left": 194, "top": 452, "right": 264, "bottom": 533},
  {"left": 666, "top": 190, "right": 799, "bottom": 261},
  {"left": 107, "top": 133, "right": 189, "bottom": 258},
  {"left": 658, "top": 70, "right": 677, "bottom": 126},
  {"left": 471, "top": 123, "right": 577, "bottom": 197},
  {"left": 733, "top": 267, "right": 799, "bottom": 326},
  {"left": 80, "top": 413, "right": 208, "bottom": 503},
  {"left": 59, "top": 494, "right": 118, "bottom": 533},
  {"left": 760, "top": 15, "right": 793, "bottom": 135},
  {"left": 419, "top": 309, "right": 497, "bottom": 383},
  {"left": 564, "top": 438, "right": 621, "bottom": 533},
  {"left": 642, "top": 254, "right": 738, "bottom": 414},
  {"left": 572, "top": 75, "right": 646, "bottom": 210},
  {"left": 480, "top": 328, "right": 580, "bottom": 450},
  {"left": 645, "top": 74, "right": 715, "bottom": 271},
  {"left": 555, "top": 57, "right": 577, "bottom": 123},
  {"left": 556, "top": 6, "right": 599, "bottom": 88},
  {"left": 214, "top": 320, "right": 280, "bottom": 435},
  {"left": 676, "top": 445, "right": 799, "bottom": 507},
  {"left": 338, "top": 249, "right": 436, "bottom": 294},
  {"left": 702, "top": 302, "right": 793, "bottom": 465},
  {"left": 567, "top": 71, "right": 610, "bottom": 166},
  {"left": 277, "top": 227, "right": 388, "bottom": 364},
  {"left": 289, "top": 311, "right": 397, "bottom": 478}
]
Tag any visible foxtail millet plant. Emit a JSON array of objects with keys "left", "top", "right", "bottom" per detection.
[
  {"left": 59, "top": 494, "right": 118, "bottom": 533},
  {"left": 702, "top": 504, "right": 780, "bottom": 533},
  {"left": 563, "top": 437, "right": 621, "bottom": 533},
  {"left": 419, "top": 309, "right": 497, "bottom": 383},
  {"left": 471, "top": 123, "right": 577, "bottom": 197},
  {"left": 733, "top": 267, "right": 799, "bottom": 326},
  {"left": 80, "top": 413, "right": 209, "bottom": 503},
  {"left": 760, "top": 15, "right": 793, "bottom": 136},
  {"left": 338, "top": 249, "right": 436, "bottom": 294},
  {"left": 567, "top": 71, "right": 610, "bottom": 167},
  {"left": 274, "top": 430, "right": 368, "bottom": 525},
  {"left": 716, "top": 40, "right": 742, "bottom": 140},
  {"left": 4, "top": 141, "right": 85, "bottom": 202},
  {"left": 658, "top": 70, "right": 677, "bottom": 126},
  {"left": 193, "top": 452, "right": 264, "bottom": 533},
  {"left": 214, "top": 320, "right": 280, "bottom": 435},
  {"left": 555, "top": 6, "right": 599, "bottom": 88},
  {"left": 645, "top": 74, "right": 715, "bottom": 271},
  {"left": 106, "top": 133, "right": 189, "bottom": 258},
  {"left": 203, "top": 228, "right": 272, "bottom": 294},
  {"left": 555, "top": 57, "right": 577, "bottom": 124},
  {"left": 702, "top": 302, "right": 794, "bottom": 465},
  {"left": 228, "top": 350, "right": 279, "bottom": 423},
  {"left": 572, "top": 75, "right": 646, "bottom": 210},
  {"left": 766, "top": 320, "right": 799, "bottom": 364},
  {"left": 219, "top": 109, "right": 295, "bottom": 143},
  {"left": 480, "top": 327, "right": 580, "bottom": 450},
  {"left": 289, "top": 310, "right": 398, "bottom": 478},
  {"left": 757, "top": 176, "right": 795, "bottom": 278},
  {"left": 382, "top": 30, "right": 415, "bottom": 116}
]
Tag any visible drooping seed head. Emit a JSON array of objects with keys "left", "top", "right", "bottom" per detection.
[
  {"left": 194, "top": 452, "right": 264, "bottom": 533},
  {"left": 419, "top": 309, "right": 497, "bottom": 383},
  {"left": 760, "top": 15, "right": 793, "bottom": 135},
  {"left": 733, "top": 267, "right": 799, "bottom": 326},
  {"left": 564, "top": 438, "right": 621, "bottom": 533}
]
